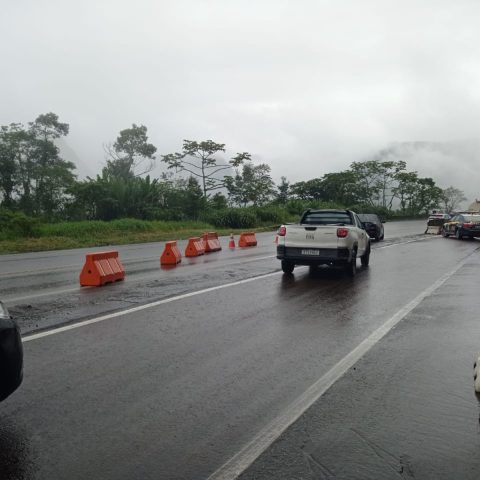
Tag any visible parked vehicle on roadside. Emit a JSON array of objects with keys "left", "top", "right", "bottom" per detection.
[
  {"left": 425, "top": 212, "right": 450, "bottom": 235},
  {"left": 0, "top": 301, "right": 23, "bottom": 401},
  {"left": 276, "top": 209, "right": 371, "bottom": 276},
  {"left": 442, "top": 213, "right": 480, "bottom": 239},
  {"left": 357, "top": 213, "right": 384, "bottom": 241}
]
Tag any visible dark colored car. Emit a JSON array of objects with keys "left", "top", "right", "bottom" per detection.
[
  {"left": 0, "top": 301, "right": 23, "bottom": 401},
  {"left": 357, "top": 214, "right": 384, "bottom": 241},
  {"left": 442, "top": 213, "right": 480, "bottom": 239}
]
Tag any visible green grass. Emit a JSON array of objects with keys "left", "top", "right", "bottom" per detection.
[
  {"left": 37, "top": 218, "right": 211, "bottom": 238},
  {"left": 0, "top": 218, "right": 277, "bottom": 254}
]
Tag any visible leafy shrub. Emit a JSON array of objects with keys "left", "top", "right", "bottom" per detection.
[
  {"left": 284, "top": 199, "right": 309, "bottom": 215},
  {"left": 208, "top": 208, "right": 258, "bottom": 229},
  {"left": 250, "top": 206, "right": 287, "bottom": 224},
  {"left": 40, "top": 221, "right": 105, "bottom": 238},
  {"left": 0, "top": 209, "right": 40, "bottom": 239},
  {"left": 157, "top": 209, "right": 188, "bottom": 222},
  {"left": 39, "top": 218, "right": 156, "bottom": 238},
  {"left": 109, "top": 218, "right": 154, "bottom": 232}
]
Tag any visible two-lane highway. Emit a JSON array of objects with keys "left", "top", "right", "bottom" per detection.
[{"left": 2, "top": 221, "right": 480, "bottom": 479}]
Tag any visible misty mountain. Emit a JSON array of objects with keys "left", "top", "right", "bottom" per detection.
[
  {"left": 55, "top": 138, "right": 97, "bottom": 179},
  {"left": 372, "top": 140, "right": 480, "bottom": 206}
]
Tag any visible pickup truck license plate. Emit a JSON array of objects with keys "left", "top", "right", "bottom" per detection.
[{"left": 301, "top": 249, "right": 319, "bottom": 256}]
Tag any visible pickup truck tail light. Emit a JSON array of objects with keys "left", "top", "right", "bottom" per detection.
[
  {"left": 337, "top": 228, "right": 349, "bottom": 238},
  {"left": 277, "top": 226, "right": 287, "bottom": 236}
]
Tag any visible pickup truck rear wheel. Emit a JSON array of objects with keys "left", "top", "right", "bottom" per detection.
[
  {"left": 281, "top": 260, "right": 295, "bottom": 274},
  {"left": 361, "top": 244, "right": 370, "bottom": 267},
  {"left": 345, "top": 251, "right": 357, "bottom": 277}
]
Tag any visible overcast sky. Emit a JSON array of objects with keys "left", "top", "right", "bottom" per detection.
[{"left": 2, "top": 0, "right": 480, "bottom": 200}]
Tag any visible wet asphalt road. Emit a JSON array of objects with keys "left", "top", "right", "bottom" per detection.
[
  {"left": 0, "top": 221, "right": 422, "bottom": 334},
  {"left": 1, "top": 220, "right": 480, "bottom": 479}
]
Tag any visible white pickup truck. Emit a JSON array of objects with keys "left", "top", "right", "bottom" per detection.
[{"left": 276, "top": 209, "right": 371, "bottom": 276}]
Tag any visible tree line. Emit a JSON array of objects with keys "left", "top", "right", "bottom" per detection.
[{"left": 0, "top": 112, "right": 467, "bottom": 225}]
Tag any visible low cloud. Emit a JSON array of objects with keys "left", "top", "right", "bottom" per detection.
[{"left": 2, "top": 0, "right": 480, "bottom": 201}]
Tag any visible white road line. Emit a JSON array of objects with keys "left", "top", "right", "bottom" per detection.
[
  {"left": 0, "top": 263, "right": 81, "bottom": 279},
  {"left": 0, "top": 255, "right": 162, "bottom": 278},
  {"left": 4, "top": 287, "right": 85, "bottom": 304},
  {"left": 377, "top": 235, "right": 441, "bottom": 249},
  {"left": 4, "top": 255, "right": 277, "bottom": 305},
  {"left": 4, "top": 239, "right": 433, "bottom": 305},
  {"left": 206, "top": 253, "right": 470, "bottom": 480},
  {"left": 21, "top": 270, "right": 283, "bottom": 342}
]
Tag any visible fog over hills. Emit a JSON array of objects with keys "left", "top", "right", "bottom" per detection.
[
  {"left": 56, "top": 134, "right": 479, "bottom": 211},
  {"left": 3, "top": 0, "right": 480, "bottom": 210},
  {"left": 373, "top": 140, "right": 479, "bottom": 206},
  {"left": 55, "top": 138, "right": 99, "bottom": 179}
]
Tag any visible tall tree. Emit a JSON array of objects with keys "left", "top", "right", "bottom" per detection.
[
  {"left": 276, "top": 176, "right": 290, "bottom": 204},
  {"left": 409, "top": 177, "right": 443, "bottom": 215},
  {"left": 27, "top": 113, "right": 76, "bottom": 216},
  {"left": 225, "top": 162, "right": 275, "bottom": 206},
  {"left": 392, "top": 171, "right": 419, "bottom": 214},
  {"left": 162, "top": 140, "right": 248, "bottom": 197},
  {"left": 318, "top": 171, "right": 359, "bottom": 205},
  {"left": 0, "top": 123, "right": 26, "bottom": 208},
  {"left": 440, "top": 186, "right": 466, "bottom": 213},
  {"left": 290, "top": 178, "right": 324, "bottom": 201},
  {"left": 375, "top": 160, "right": 407, "bottom": 209},
  {"left": 105, "top": 124, "right": 157, "bottom": 180},
  {"left": 0, "top": 113, "right": 77, "bottom": 217},
  {"left": 176, "top": 176, "right": 206, "bottom": 220},
  {"left": 208, "top": 192, "right": 228, "bottom": 210},
  {"left": 349, "top": 160, "right": 381, "bottom": 206},
  {"left": 350, "top": 160, "right": 406, "bottom": 207}
]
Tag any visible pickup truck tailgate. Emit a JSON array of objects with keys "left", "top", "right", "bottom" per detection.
[{"left": 285, "top": 225, "right": 339, "bottom": 249}]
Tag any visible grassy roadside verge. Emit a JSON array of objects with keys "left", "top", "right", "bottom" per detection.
[
  {"left": 0, "top": 219, "right": 278, "bottom": 254},
  {"left": 0, "top": 213, "right": 424, "bottom": 255}
]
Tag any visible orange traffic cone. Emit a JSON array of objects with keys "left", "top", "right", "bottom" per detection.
[{"left": 228, "top": 233, "right": 236, "bottom": 249}]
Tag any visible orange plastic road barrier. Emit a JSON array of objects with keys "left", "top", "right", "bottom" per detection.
[
  {"left": 202, "top": 232, "right": 222, "bottom": 252},
  {"left": 185, "top": 237, "right": 205, "bottom": 257},
  {"left": 239, "top": 232, "right": 257, "bottom": 247},
  {"left": 228, "top": 233, "right": 236, "bottom": 249},
  {"left": 161, "top": 241, "right": 182, "bottom": 265},
  {"left": 80, "top": 251, "right": 125, "bottom": 286}
]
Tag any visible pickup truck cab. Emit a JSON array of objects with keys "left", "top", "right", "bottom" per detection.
[{"left": 276, "top": 209, "right": 371, "bottom": 276}]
